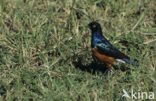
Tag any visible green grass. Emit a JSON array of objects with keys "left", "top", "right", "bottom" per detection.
[{"left": 0, "top": 0, "right": 156, "bottom": 101}]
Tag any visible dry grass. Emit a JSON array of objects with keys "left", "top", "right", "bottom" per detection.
[{"left": 0, "top": 0, "right": 156, "bottom": 100}]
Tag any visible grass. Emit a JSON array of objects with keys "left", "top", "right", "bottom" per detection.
[{"left": 0, "top": 0, "right": 156, "bottom": 101}]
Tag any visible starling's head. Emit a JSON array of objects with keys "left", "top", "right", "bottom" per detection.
[{"left": 87, "top": 21, "right": 101, "bottom": 32}]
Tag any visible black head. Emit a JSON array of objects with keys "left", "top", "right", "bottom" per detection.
[{"left": 87, "top": 22, "right": 102, "bottom": 32}]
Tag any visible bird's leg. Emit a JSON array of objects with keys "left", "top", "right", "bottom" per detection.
[
  {"left": 102, "top": 68, "right": 109, "bottom": 76},
  {"left": 101, "top": 63, "right": 111, "bottom": 78}
]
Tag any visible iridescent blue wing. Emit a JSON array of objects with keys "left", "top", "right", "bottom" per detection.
[
  {"left": 95, "top": 41, "right": 129, "bottom": 59},
  {"left": 95, "top": 41, "right": 138, "bottom": 66}
]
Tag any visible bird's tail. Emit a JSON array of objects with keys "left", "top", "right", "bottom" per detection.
[{"left": 123, "top": 59, "right": 138, "bottom": 66}]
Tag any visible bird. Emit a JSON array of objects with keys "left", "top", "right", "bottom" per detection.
[{"left": 87, "top": 21, "right": 138, "bottom": 68}]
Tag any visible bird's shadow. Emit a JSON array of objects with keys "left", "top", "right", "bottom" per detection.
[
  {"left": 72, "top": 54, "right": 128, "bottom": 75},
  {"left": 72, "top": 56, "right": 108, "bottom": 75}
]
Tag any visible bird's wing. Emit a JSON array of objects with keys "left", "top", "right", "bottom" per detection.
[
  {"left": 95, "top": 41, "right": 130, "bottom": 60},
  {"left": 95, "top": 41, "right": 138, "bottom": 66}
]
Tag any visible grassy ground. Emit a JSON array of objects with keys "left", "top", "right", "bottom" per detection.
[{"left": 0, "top": 0, "right": 156, "bottom": 101}]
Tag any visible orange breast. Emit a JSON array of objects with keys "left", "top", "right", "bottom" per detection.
[{"left": 92, "top": 47, "right": 115, "bottom": 67}]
